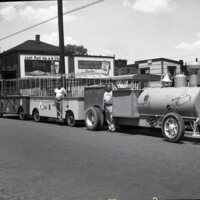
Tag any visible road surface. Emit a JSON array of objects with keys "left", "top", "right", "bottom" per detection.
[{"left": 0, "top": 116, "right": 200, "bottom": 200}]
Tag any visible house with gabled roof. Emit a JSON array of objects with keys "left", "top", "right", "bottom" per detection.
[
  {"left": 0, "top": 35, "right": 114, "bottom": 79},
  {"left": 0, "top": 35, "right": 59, "bottom": 79}
]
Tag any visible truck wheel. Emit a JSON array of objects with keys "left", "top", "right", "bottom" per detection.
[
  {"left": 85, "top": 107, "right": 102, "bottom": 130},
  {"left": 19, "top": 107, "right": 26, "bottom": 120},
  {"left": 66, "top": 111, "right": 76, "bottom": 127},
  {"left": 33, "top": 109, "right": 40, "bottom": 122},
  {"left": 162, "top": 112, "right": 185, "bottom": 143}
]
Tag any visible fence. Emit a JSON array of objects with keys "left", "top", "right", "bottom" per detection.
[
  {"left": 0, "top": 76, "right": 111, "bottom": 97},
  {"left": 0, "top": 74, "right": 158, "bottom": 97}
]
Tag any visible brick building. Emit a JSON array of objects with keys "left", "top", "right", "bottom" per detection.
[{"left": 114, "top": 59, "right": 138, "bottom": 75}]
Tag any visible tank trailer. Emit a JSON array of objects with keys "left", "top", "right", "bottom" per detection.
[{"left": 85, "top": 71, "right": 200, "bottom": 143}]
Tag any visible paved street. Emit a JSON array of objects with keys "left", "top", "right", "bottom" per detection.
[{"left": 0, "top": 116, "right": 200, "bottom": 200}]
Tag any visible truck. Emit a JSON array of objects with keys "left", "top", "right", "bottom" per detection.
[{"left": 84, "top": 74, "right": 200, "bottom": 143}]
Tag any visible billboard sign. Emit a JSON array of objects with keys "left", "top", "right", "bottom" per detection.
[
  {"left": 73, "top": 57, "right": 114, "bottom": 77},
  {"left": 20, "top": 55, "right": 68, "bottom": 77},
  {"left": 78, "top": 60, "right": 110, "bottom": 75}
]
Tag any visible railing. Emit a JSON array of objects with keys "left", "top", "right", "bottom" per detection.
[
  {"left": 0, "top": 74, "right": 160, "bottom": 98},
  {"left": 0, "top": 76, "right": 111, "bottom": 98}
]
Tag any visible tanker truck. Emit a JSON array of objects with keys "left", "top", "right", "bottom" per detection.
[{"left": 84, "top": 73, "right": 200, "bottom": 143}]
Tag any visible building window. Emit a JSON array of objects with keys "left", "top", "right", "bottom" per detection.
[
  {"left": 140, "top": 67, "right": 150, "bottom": 74},
  {"left": 167, "top": 66, "right": 176, "bottom": 76}
]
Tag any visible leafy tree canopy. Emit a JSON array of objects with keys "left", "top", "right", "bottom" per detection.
[{"left": 65, "top": 44, "right": 88, "bottom": 55}]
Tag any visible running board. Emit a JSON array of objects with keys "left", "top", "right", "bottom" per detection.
[{"left": 185, "top": 131, "right": 200, "bottom": 138}]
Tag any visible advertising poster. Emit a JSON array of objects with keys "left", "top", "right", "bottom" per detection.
[
  {"left": 20, "top": 55, "right": 61, "bottom": 77},
  {"left": 78, "top": 60, "right": 110, "bottom": 75},
  {"left": 74, "top": 57, "right": 114, "bottom": 77}
]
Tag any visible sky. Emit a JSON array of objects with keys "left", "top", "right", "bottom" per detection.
[{"left": 0, "top": 0, "right": 200, "bottom": 64}]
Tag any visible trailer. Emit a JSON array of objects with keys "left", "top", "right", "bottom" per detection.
[
  {"left": 0, "top": 78, "right": 31, "bottom": 119},
  {"left": 84, "top": 74, "right": 161, "bottom": 130},
  {"left": 0, "top": 76, "right": 109, "bottom": 125},
  {"left": 0, "top": 96, "right": 30, "bottom": 119},
  {"left": 84, "top": 74, "right": 200, "bottom": 143}
]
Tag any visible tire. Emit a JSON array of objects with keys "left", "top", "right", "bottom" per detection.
[
  {"left": 66, "top": 111, "right": 76, "bottom": 127},
  {"left": 85, "top": 107, "right": 102, "bottom": 130},
  {"left": 19, "top": 107, "right": 26, "bottom": 120},
  {"left": 162, "top": 112, "right": 185, "bottom": 143},
  {"left": 0, "top": 113, "right": 3, "bottom": 118},
  {"left": 33, "top": 109, "right": 40, "bottom": 122}
]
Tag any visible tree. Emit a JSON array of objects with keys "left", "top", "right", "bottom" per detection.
[{"left": 65, "top": 44, "right": 88, "bottom": 55}]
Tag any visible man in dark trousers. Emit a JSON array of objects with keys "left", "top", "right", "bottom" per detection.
[
  {"left": 103, "top": 84, "right": 115, "bottom": 132},
  {"left": 54, "top": 79, "right": 67, "bottom": 121}
]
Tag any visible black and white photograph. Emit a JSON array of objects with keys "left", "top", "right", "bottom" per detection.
[{"left": 1, "top": 0, "right": 200, "bottom": 199}]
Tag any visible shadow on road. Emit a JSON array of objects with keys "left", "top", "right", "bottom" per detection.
[
  {"left": 1, "top": 115, "right": 200, "bottom": 144},
  {"left": 1, "top": 114, "right": 85, "bottom": 127},
  {"left": 116, "top": 125, "right": 200, "bottom": 145},
  {"left": 116, "top": 125, "right": 162, "bottom": 138}
]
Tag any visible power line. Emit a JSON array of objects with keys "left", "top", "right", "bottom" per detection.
[
  {"left": 0, "top": 2, "right": 32, "bottom": 21},
  {"left": 0, "top": 0, "right": 98, "bottom": 21},
  {"left": 0, "top": 0, "right": 105, "bottom": 42},
  {"left": 0, "top": 2, "right": 25, "bottom": 14}
]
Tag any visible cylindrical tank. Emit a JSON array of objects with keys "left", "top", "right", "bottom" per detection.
[
  {"left": 189, "top": 74, "right": 198, "bottom": 87},
  {"left": 137, "top": 87, "right": 200, "bottom": 118},
  {"left": 174, "top": 74, "right": 186, "bottom": 87},
  {"left": 197, "top": 69, "right": 200, "bottom": 86},
  {"left": 186, "top": 60, "right": 200, "bottom": 87}
]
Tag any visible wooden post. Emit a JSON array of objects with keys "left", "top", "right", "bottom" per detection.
[{"left": 57, "top": 0, "right": 65, "bottom": 74}]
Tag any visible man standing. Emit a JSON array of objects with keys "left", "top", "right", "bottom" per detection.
[
  {"left": 54, "top": 79, "right": 67, "bottom": 121},
  {"left": 103, "top": 84, "right": 115, "bottom": 132}
]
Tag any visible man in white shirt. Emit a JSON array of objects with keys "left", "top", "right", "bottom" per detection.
[
  {"left": 103, "top": 84, "right": 115, "bottom": 132},
  {"left": 54, "top": 80, "right": 67, "bottom": 121}
]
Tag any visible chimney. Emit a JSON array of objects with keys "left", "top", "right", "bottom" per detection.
[{"left": 35, "top": 35, "right": 40, "bottom": 44}]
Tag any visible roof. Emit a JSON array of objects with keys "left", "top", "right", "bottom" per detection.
[
  {"left": 127, "top": 63, "right": 138, "bottom": 68},
  {"left": 136, "top": 57, "right": 182, "bottom": 65},
  {"left": 111, "top": 74, "right": 161, "bottom": 81},
  {"left": 0, "top": 40, "right": 59, "bottom": 56},
  {"left": 0, "top": 40, "right": 114, "bottom": 59},
  {"left": 72, "top": 55, "right": 115, "bottom": 59}
]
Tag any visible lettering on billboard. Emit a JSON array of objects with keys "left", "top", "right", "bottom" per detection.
[
  {"left": 78, "top": 60, "right": 111, "bottom": 75},
  {"left": 24, "top": 55, "right": 60, "bottom": 76},
  {"left": 78, "top": 60, "right": 102, "bottom": 69}
]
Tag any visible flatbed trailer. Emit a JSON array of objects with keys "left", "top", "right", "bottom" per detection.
[
  {"left": 30, "top": 96, "right": 84, "bottom": 126},
  {"left": 0, "top": 96, "right": 30, "bottom": 119},
  {"left": 0, "top": 76, "right": 109, "bottom": 125}
]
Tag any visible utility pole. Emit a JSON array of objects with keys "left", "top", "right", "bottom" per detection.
[{"left": 57, "top": 0, "right": 65, "bottom": 74}]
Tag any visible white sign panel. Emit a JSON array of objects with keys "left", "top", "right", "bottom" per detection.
[
  {"left": 74, "top": 56, "right": 114, "bottom": 78},
  {"left": 20, "top": 54, "right": 69, "bottom": 77}
]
